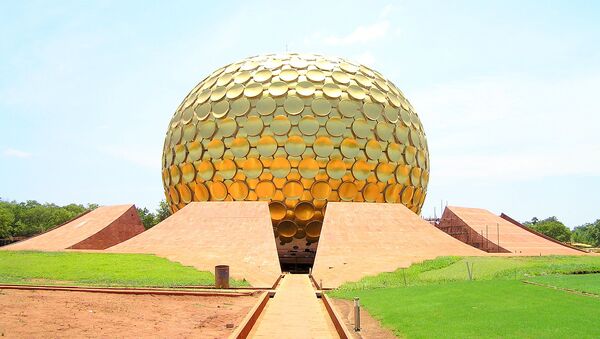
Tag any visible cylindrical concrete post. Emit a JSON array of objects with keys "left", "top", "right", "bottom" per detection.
[
  {"left": 215, "top": 265, "right": 230, "bottom": 289},
  {"left": 354, "top": 297, "right": 361, "bottom": 332}
]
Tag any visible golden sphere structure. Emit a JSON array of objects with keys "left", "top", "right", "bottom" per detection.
[{"left": 162, "top": 53, "right": 430, "bottom": 262}]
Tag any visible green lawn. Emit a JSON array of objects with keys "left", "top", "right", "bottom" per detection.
[
  {"left": 336, "top": 255, "right": 600, "bottom": 291},
  {"left": 332, "top": 280, "right": 600, "bottom": 338},
  {"left": 0, "top": 250, "right": 249, "bottom": 287},
  {"left": 330, "top": 256, "right": 600, "bottom": 338},
  {"left": 528, "top": 273, "right": 600, "bottom": 295}
]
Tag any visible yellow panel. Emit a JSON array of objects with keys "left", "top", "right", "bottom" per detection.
[
  {"left": 257, "top": 135, "right": 278, "bottom": 156},
  {"left": 180, "top": 163, "right": 196, "bottom": 183},
  {"left": 338, "top": 99, "right": 359, "bottom": 118},
  {"left": 298, "top": 158, "right": 319, "bottom": 178},
  {"left": 268, "top": 81, "right": 288, "bottom": 97},
  {"left": 271, "top": 157, "right": 291, "bottom": 178},
  {"left": 313, "top": 136, "right": 334, "bottom": 157},
  {"left": 326, "top": 159, "right": 346, "bottom": 179},
  {"left": 271, "top": 115, "right": 292, "bottom": 135},
  {"left": 298, "top": 116, "right": 320, "bottom": 135},
  {"left": 195, "top": 160, "right": 214, "bottom": 181},
  {"left": 306, "top": 69, "right": 326, "bottom": 82},
  {"left": 311, "top": 98, "right": 332, "bottom": 116},
  {"left": 340, "top": 138, "right": 359, "bottom": 158},
  {"left": 269, "top": 201, "right": 287, "bottom": 220},
  {"left": 209, "top": 181, "right": 228, "bottom": 201},
  {"left": 207, "top": 139, "right": 225, "bottom": 158},
  {"left": 256, "top": 181, "right": 276, "bottom": 200},
  {"left": 231, "top": 137, "right": 250, "bottom": 158},
  {"left": 294, "top": 201, "right": 315, "bottom": 221},
  {"left": 230, "top": 97, "right": 250, "bottom": 116},
  {"left": 243, "top": 158, "right": 263, "bottom": 179},
  {"left": 284, "top": 136, "right": 306, "bottom": 156},
  {"left": 277, "top": 220, "right": 298, "bottom": 238},
  {"left": 283, "top": 95, "right": 305, "bottom": 115},
  {"left": 362, "top": 183, "right": 381, "bottom": 202},
  {"left": 322, "top": 83, "right": 342, "bottom": 98},
  {"left": 279, "top": 69, "right": 299, "bottom": 82},
  {"left": 352, "top": 160, "right": 372, "bottom": 180},
  {"left": 244, "top": 82, "right": 263, "bottom": 98},
  {"left": 187, "top": 141, "right": 203, "bottom": 161},
  {"left": 338, "top": 181, "right": 358, "bottom": 201},
  {"left": 193, "top": 182, "right": 209, "bottom": 201},
  {"left": 229, "top": 181, "right": 249, "bottom": 200},
  {"left": 311, "top": 181, "right": 332, "bottom": 200},
  {"left": 305, "top": 220, "right": 323, "bottom": 238},
  {"left": 296, "top": 81, "right": 316, "bottom": 97},
  {"left": 216, "top": 159, "right": 237, "bottom": 180},
  {"left": 282, "top": 180, "right": 303, "bottom": 199}
]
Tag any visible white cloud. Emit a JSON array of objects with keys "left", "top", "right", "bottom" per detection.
[
  {"left": 434, "top": 147, "right": 600, "bottom": 181},
  {"left": 3, "top": 148, "right": 31, "bottom": 159},
  {"left": 97, "top": 145, "right": 160, "bottom": 170},
  {"left": 353, "top": 52, "right": 376, "bottom": 66},
  {"left": 410, "top": 73, "right": 600, "bottom": 181},
  {"left": 323, "top": 20, "right": 390, "bottom": 46},
  {"left": 380, "top": 4, "right": 394, "bottom": 18}
]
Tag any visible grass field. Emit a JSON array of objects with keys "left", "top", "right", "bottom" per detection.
[
  {"left": 528, "top": 273, "right": 600, "bottom": 295},
  {"left": 333, "top": 279, "right": 600, "bottom": 338},
  {"left": 330, "top": 256, "right": 600, "bottom": 338},
  {"left": 336, "top": 255, "right": 600, "bottom": 291},
  {"left": 0, "top": 250, "right": 249, "bottom": 287}
]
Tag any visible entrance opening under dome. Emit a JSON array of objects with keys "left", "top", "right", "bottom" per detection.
[{"left": 277, "top": 239, "right": 319, "bottom": 273}]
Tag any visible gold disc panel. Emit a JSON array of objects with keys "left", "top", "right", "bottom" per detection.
[{"left": 162, "top": 53, "right": 430, "bottom": 261}]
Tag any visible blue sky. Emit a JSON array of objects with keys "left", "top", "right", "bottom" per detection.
[{"left": 1, "top": 1, "right": 599, "bottom": 228}]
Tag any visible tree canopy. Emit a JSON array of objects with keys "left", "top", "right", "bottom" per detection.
[
  {"left": 571, "top": 220, "right": 600, "bottom": 247},
  {"left": 136, "top": 200, "right": 171, "bottom": 229},
  {"left": 523, "top": 216, "right": 572, "bottom": 243},
  {"left": 0, "top": 199, "right": 94, "bottom": 239},
  {"left": 0, "top": 199, "right": 171, "bottom": 239}
]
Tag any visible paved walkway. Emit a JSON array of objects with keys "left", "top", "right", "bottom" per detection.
[{"left": 250, "top": 274, "right": 337, "bottom": 338}]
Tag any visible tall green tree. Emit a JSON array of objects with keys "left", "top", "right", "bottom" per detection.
[
  {"left": 136, "top": 200, "right": 171, "bottom": 229},
  {"left": 0, "top": 204, "right": 15, "bottom": 238},
  {"left": 136, "top": 207, "right": 157, "bottom": 229},
  {"left": 571, "top": 220, "right": 600, "bottom": 246},
  {"left": 155, "top": 200, "right": 171, "bottom": 223},
  {"left": 524, "top": 216, "right": 571, "bottom": 243}
]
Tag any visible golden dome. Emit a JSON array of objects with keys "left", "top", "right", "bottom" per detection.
[{"left": 162, "top": 53, "right": 430, "bottom": 258}]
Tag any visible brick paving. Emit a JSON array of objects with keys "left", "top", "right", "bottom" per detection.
[{"left": 250, "top": 274, "right": 337, "bottom": 338}]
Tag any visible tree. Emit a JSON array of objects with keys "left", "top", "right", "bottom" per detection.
[
  {"left": 524, "top": 216, "right": 571, "bottom": 242},
  {"left": 136, "top": 207, "right": 157, "bottom": 229},
  {"left": 136, "top": 200, "right": 171, "bottom": 229},
  {"left": 0, "top": 199, "right": 98, "bottom": 239},
  {"left": 0, "top": 205, "right": 15, "bottom": 238},
  {"left": 155, "top": 200, "right": 171, "bottom": 224},
  {"left": 571, "top": 220, "right": 600, "bottom": 246}
]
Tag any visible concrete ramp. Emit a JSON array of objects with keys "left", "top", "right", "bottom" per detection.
[
  {"left": 2, "top": 205, "right": 145, "bottom": 251},
  {"left": 312, "top": 202, "right": 485, "bottom": 288},
  {"left": 440, "top": 206, "right": 584, "bottom": 255},
  {"left": 108, "top": 202, "right": 281, "bottom": 287}
]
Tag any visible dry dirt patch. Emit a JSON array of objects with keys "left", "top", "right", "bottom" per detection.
[
  {"left": 332, "top": 298, "right": 396, "bottom": 339},
  {"left": 0, "top": 289, "right": 257, "bottom": 338}
]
